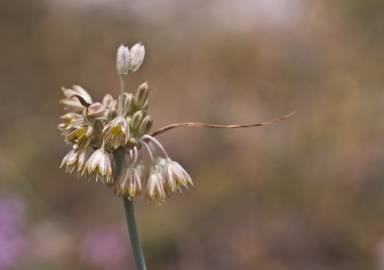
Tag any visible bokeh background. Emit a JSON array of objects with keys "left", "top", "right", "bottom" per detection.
[{"left": 1, "top": 0, "right": 384, "bottom": 269}]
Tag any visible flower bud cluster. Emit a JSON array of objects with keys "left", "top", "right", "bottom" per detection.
[{"left": 59, "top": 43, "right": 192, "bottom": 203}]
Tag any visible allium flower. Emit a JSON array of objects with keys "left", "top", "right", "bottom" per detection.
[
  {"left": 161, "top": 158, "right": 193, "bottom": 193},
  {"left": 146, "top": 165, "right": 167, "bottom": 203},
  {"left": 103, "top": 116, "right": 130, "bottom": 149},
  {"left": 60, "top": 147, "right": 78, "bottom": 173},
  {"left": 60, "top": 146, "right": 89, "bottom": 174},
  {"left": 114, "top": 164, "right": 144, "bottom": 199},
  {"left": 82, "top": 147, "right": 113, "bottom": 186},
  {"left": 63, "top": 122, "right": 94, "bottom": 147}
]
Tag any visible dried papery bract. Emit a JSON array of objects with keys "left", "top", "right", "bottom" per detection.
[
  {"left": 116, "top": 43, "right": 145, "bottom": 79},
  {"left": 58, "top": 42, "right": 294, "bottom": 270}
]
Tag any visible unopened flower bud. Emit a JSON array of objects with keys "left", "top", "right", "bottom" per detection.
[
  {"left": 130, "top": 111, "right": 143, "bottom": 130},
  {"left": 102, "top": 94, "right": 116, "bottom": 109},
  {"left": 129, "top": 43, "right": 145, "bottom": 72},
  {"left": 122, "top": 93, "right": 133, "bottom": 115},
  {"left": 116, "top": 45, "right": 130, "bottom": 78},
  {"left": 86, "top": 102, "right": 105, "bottom": 118},
  {"left": 139, "top": 115, "right": 153, "bottom": 135},
  {"left": 134, "top": 82, "right": 149, "bottom": 107}
]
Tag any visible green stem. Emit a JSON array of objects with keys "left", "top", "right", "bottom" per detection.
[{"left": 123, "top": 198, "right": 148, "bottom": 270}]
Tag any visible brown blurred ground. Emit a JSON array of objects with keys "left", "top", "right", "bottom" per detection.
[{"left": 1, "top": 0, "right": 384, "bottom": 269}]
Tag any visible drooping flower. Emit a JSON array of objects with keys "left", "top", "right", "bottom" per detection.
[
  {"left": 82, "top": 147, "right": 113, "bottom": 186},
  {"left": 114, "top": 164, "right": 144, "bottom": 199},
  {"left": 161, "top": 158, "right": 193, "bottom": 194},
  {"left": 63, "top": 122, "right": 94, "bottom": 147},
  {"left": 146, "top": 165, "right": 167, "bottom": 203},
  {"left": 103, "top": 116, "right": 130, "bottom": 149},
  {"left": 61, "top": 146, "right": 90, "bottom": 174},
  {"left": 60, "top": 147, "right": 78, "bottom": 173}
]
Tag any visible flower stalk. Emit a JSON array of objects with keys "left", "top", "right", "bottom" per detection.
[{"left": 123, "top": 198, "right": 147, "bottom": 270}]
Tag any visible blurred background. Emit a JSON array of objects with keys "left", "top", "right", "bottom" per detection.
[{"left": 1, "top": 0, "right": 384, "bottom": 269}]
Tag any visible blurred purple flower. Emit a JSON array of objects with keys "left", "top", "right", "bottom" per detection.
[
  {"left": 0, "top": 197, "right": 27, "bottom": 269},
  {"left": 81, "top": 227, "right": 131, "bottom": 269}
]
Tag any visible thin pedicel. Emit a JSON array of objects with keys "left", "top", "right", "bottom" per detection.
[{"left": 58, "top": 42, "right": 294, "bottom": 270}]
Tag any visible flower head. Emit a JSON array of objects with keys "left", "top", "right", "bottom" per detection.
[{"left": 58, "top": 42, "right": 195, "bottom": 204}]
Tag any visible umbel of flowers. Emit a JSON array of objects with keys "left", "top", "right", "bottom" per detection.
[{"left": 59, "top": 43, "right": 192, "bottom": 203}]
